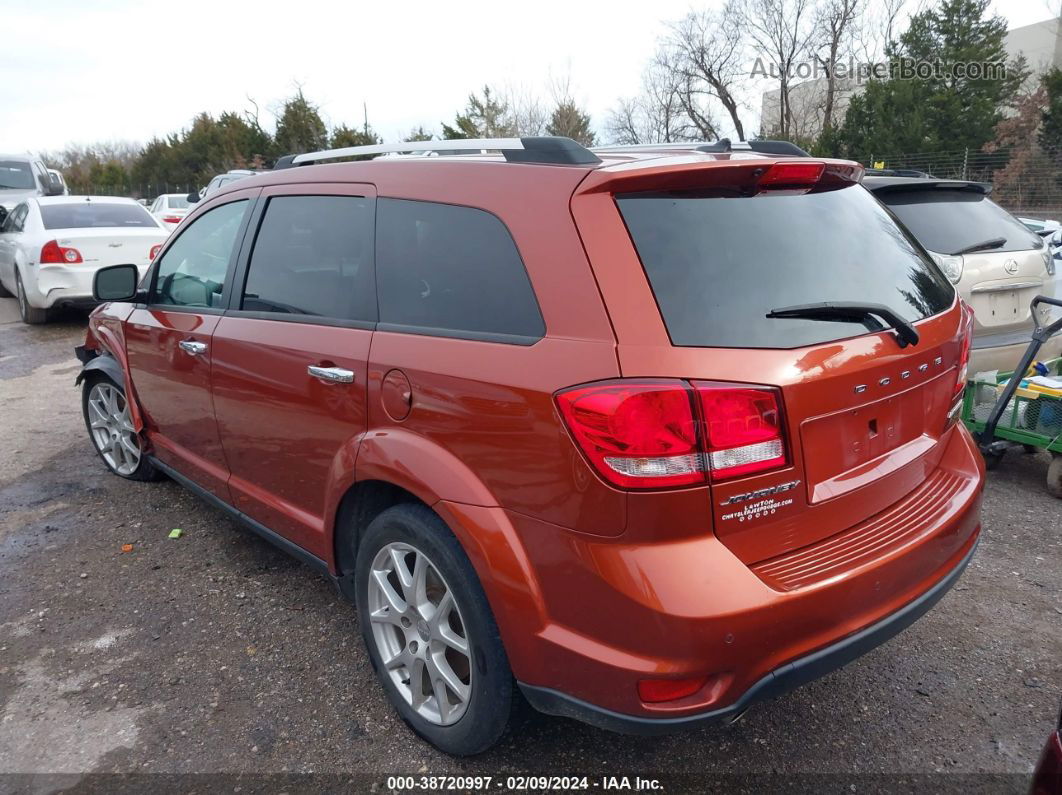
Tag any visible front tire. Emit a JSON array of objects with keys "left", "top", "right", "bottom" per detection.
[
  {"left": 15, "top": 270, "right": 48, "bottom": 324},
  {"left": 355, "top": 503, "right": 514, "bottom": 755},
  {"left": 81, "top": 374, "right": 161, "bottom": 481}
]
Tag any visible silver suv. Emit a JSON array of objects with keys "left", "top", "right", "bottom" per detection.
[{"left": 0, "top": 154, "right": 65, "bottom": 210}]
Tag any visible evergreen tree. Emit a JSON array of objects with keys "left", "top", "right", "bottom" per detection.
[
  {"left": 442, "top": 86, "right": 515, "bottom": 139},
  {"left": 274, "top": 89, "right": 329, "bottom": 154},
  {"left": 834, "top": 0, "right": 1026, "bottom": 160},
  {"left": 1039, "top": 67, "right": 1062, "bottom": 154},
  {"left": 545, "top": 100, "right": 596, "bottom": 146}
]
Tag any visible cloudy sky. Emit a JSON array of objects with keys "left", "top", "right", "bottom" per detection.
[{"left": 2, "top": 0, "right": 1057, "bottom": 154}]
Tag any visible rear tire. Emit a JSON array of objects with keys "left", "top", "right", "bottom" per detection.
[
  {"left": 354, "top": 503, "right": 514, "bottom": 755},
  {"left": 81, "top": 374, "right": 161, "bottom": 481},
  {"left": 1047, "top": 455, "right": 1062, "bottom": 499},
  {"left": 15, "top": 270, "right": 48, "bottom": 324}
]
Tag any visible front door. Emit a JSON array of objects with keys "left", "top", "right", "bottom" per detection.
[
  {"left": 210, "top": 184, "right": 377, "bottom": 559},
  {"left": 124, "top": 191, "right": 256, "bottom": 499}
]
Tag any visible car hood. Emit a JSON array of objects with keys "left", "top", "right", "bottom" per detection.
[{"left": 0, "top": 189, "right": 37, "bottom": 210}]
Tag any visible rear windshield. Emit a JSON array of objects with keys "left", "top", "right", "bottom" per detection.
[
  {"left": 616, "top": 185, "right": 954, "bottom": 349},
  {"left": 875, "top": 189, "right": 1041, "bottom": 255},
  {"left": 166, "top": 195, "right": 190, "bottom": 209},
  {"left": 0, "top": 160, "right": 35, "bottom": 190},
  {"left": 41, "top": 203, "right": 158, "bottom": 229}
]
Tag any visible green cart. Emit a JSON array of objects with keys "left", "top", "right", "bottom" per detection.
[{"left": 962, "top": 295, "right": 1062, "bottom": 497}]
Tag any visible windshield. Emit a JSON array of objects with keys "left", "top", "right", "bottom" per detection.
[
  {"left": 0, "top": 160, "right": 35, "bottom": 190},
  {"left": 616, "top": 184, "right": 954, "bottom": 349},
  {"left": 41, "top": 203, "right": 158, "bottom": 229},
  {"left": 876, "top": 189, "right": 1041, "bottom": 255},
  {"left": 166, "top": 195, "right": 190, "bottom": 209}
]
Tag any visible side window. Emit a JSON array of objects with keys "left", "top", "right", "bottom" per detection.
[
  {"left": 240, "top": 195, "right": 375, "bottom": 322},
  {"left": 5, "top": 204, "right": 28, "bottom": 233},
  {"left": 2, "top": 204, "right": 21, "bottom": 233},
  {"left": 375, "top": 199, "right": 544, "bottom": 341},
  {"left": 153, "top": 200, "right": 247, "bottom": 309}
]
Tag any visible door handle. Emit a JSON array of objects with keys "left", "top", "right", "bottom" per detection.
[
  {"left": 308, "top": 365, "right": 355, "bottom": 384},
  {"left": 179, "top": 340, "right": 207, "bottom": 356}
]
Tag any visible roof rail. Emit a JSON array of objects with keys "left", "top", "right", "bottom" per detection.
[
  {"left": 274, "top": 136, "right": 601, "bottom": 169},
  {"left": 593, "top": 140, "right": 811, "bottom": 157}
]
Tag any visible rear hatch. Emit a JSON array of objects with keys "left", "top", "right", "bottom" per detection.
[
  {"left": 41, "top": 202, "right": 167, "bottom": 268},
  {"left": 572, "top": 156, "right": 966, "bottom": 565},
  {"left": 870, "top": 185, "right": 1050, "bottom": 349}
]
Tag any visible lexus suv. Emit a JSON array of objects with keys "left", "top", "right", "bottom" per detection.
[
  {"left": 76, "top": 136, "right": 984, "bottom": 755},
  {"left": 863, "top": 177, "right": 1061, "bottom": 374}
]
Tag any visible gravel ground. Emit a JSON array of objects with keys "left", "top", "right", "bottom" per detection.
[{"left": 0, "top": 297, "right": 1059, "bottom": 794}]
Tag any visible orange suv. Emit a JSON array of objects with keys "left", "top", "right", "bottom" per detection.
[{"left": 76, "top": 137, "right": 984, "bottom": 755}]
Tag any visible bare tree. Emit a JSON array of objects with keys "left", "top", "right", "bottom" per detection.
[
  {"left": 814, "top": 0, "right": 861, "bottom": 133},
  {"left": 605, "top": 59, "right": 701, "bottom": 144},
  {"left": 742, "top": 0, "right": 815, "bottom": 138},
  {"left": 664, "top": 4, "right": 747, "bottom": 140},
  {"left": 503, "top": 82, "right": 548, "bottom": 136}
]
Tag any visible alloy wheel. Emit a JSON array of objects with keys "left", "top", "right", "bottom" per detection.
[
  {"left": 86, "top": 382, "right": 141, "bottom": 476},
  {"left": 367, "top": 542, "right": 472, "bottom": 726}
]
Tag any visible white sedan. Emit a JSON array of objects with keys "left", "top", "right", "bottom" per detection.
[
  {"left": 148, "top": 193, "right": 191, "bottom": 230},
  {"left": 0, "top": 196, "right": 169, "bottom": 324}
]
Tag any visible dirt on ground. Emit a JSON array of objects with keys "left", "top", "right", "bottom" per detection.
[{"left": 0, "top": 298, "right": 1059, "bottom": 793}]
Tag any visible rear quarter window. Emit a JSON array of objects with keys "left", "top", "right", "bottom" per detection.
[
  {"left": 375, "top": 198, "right": 544, "bottom": 343},
  {"left": 616, "top": 184, "right": 954, "bottom": 349}
]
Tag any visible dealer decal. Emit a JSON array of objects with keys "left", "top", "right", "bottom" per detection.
[{"left": 721, "top": 495, "right": 795, "bottom": 522}]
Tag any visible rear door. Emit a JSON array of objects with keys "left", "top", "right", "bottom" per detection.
[
  {"left": 210, "top": 183, "right": 377, "bottom": 559},
  {"left": 573, "top": 163, "right": 964, "bottom": 565},
  {"left": 124, "top": 190, "right": 257, "bottom": 498}
]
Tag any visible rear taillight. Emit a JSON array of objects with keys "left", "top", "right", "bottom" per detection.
[
  {"left": 39, "top": 240, "right": 82, "bottom": 265},
  {"left": 555, "top": 381, "right": 703, "bottom": 489},
  {"left": 695, "top": 384, "right": 787, "bottom": 480},
  {"left": 162, "top": 216, "right": 181, "bottom": 224},
  {"left": 555, "top": 380, "right": 788, "bottom": 489},
  {"left": 150, "top": 244, "right": 163, "bottom": 260}
]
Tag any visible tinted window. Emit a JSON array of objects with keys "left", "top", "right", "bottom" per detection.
[
  {"left": 875, "top": 189, "right": 1041, "bottom": 255},
  {"left": 41, "top": 203, "right": 157, "bottom": 230},
  {"left": 376, "top": 199, "right": 544, "bottom": 340},
  {"left": 0, "top": 161, "right": 34, "bottom": 190},
  {"left": 154, "top": 200, "right": 247, "bottom": 308},
  {"left": 616, "top": 185, "right": 954, "bottom": 349},
  {"left": 241, "top": 195, "right": 375, "bottom": 322}
]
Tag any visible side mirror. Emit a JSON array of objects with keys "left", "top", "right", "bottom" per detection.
[
  {"left": 46, "top": 172, "right": 65, "bottom": 196},
  {"left": 186, "top": 190, "right": 201, "bottom": 204},
  {"left": 93, "top": 264, "right": 139, "bottom": 302}
]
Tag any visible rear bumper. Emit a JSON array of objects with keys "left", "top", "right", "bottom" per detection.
[
  {"left": 22, "top": 264, "right": 148, "bottom": 309},
  {"left": 518, "top": 534, "right": 978, "bottom": 734},
  {"left": 487, "top": 424, "right": 984, "bottom": 726},
  {"left": 970, "top": 332, "right": 1062, "bottom": 374}
]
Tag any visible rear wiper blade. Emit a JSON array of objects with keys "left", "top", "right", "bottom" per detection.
[
  {"left": 951, "top": 237, "right": 1006, "bottom": 255},
  {"left": 766, "top": 301, "right": 920, "bottom": 348}
]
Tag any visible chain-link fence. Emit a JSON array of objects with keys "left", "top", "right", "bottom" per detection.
[
  {"left": 65, "top": 183, "right": 196, "bottom": 200},
  {"left": 866, "top": 147, "right": 1062, "bottom": 220}
]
